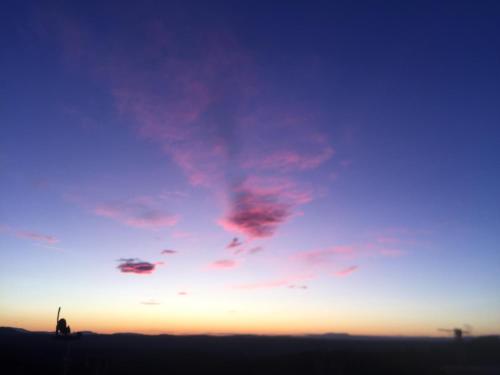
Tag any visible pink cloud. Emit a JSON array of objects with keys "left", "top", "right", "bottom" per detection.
[
  {"left": 208, "top": 259, "right": 238, "bottom": 270},
  {"left": 220, "top": 177, "right": 311, "bottom": 238},
  {"left": 294, "top": 246, "right": 355, "bottom": 265},
  {"left": 93, "top": 198, "right": 178, "bottom": 229},
  {"left": 48, "top": 18, "right": 337, "bottom": 194},
  {"left": 161, "top": 249, "right": 177, "bottom": 255},
  {"left": 117, "top": 258, "right": 158, "bottom": 274},
  {"left": 220, "top": 191, "right": 290, "bottom": 238},
  {"left": 335, "top": 265, "right": 359, "bottom": 277},
  {"left": 15, "top": 231, "right": 59, "bottom": 244},
  {"left": 226, "top": 237, "right": 243, "bottom": 249},
  {"left": 178, "top": 291, "right": 188, "bottom": 296},
  {"left": 102, "top": 31, "right": 254, "bottom": 188},
  {"left": 248, "top": 246, "right": 263, "bottom": 254}
]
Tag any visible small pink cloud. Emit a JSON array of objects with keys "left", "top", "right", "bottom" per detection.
[
  {"left": 294, "top": 246, "right": 355, "bottom": 265},
  {"left": 16, "top": 231, "right": 59, "bottom": 244},
  {"left": 335, "top": 265, "right": 359, "bottom": 277},
  {"left": 208, "top": 259, "right": 238, "bottom": 270},
  {"left": 178, "top": 291, "right": 188, "bottom": 296},
  {"left": 226, "top": 237, "right": 243, "bottom": 249},
  {"left": 161, "top": 249, "right": 177, "bottom": 255},
  {"left": 248, "top": 246, "right": 263, "bottom": 254},
  {"left": 117, "top": 258, "right": 158, "bottom": 274}
]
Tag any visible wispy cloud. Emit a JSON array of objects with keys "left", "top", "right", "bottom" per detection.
[
  {"left": 293, "top": 246, "right": 355, "bottom": 265},
  {"left": 208, "top": 259, "right": 238, "bottom": 270},
  {"left": 248, "top": 246, "right": 263, "bottom": 254},
  {"left": 177, "top": 291, "right": 188, "bottom": 296},
  {"left": 246, "top": 146, "right": 334, "bottom": 172},
  {"left": 335, "top": 265, "right": 359, "bottom": 277},
  {"left": 49, "top": 17, "right": 335, "bottom": 200},
  {"left": 288, "top": 284, "right": 308, "bottom": 289},
  {"left": 161, "top": 249, "right": 177, "bottom": 255},
  {"left": 117, "top": 258, "right": 158, "bottom": 274},
  {"left": 1, "top": 224, "right": 60, "bottom": 246},
  {"left": 93, "top": 198, "right": 178, "bottom": 229},
  {"left": 15, "top": 230, "right": 59, "bottom": 244},
  {"left": 234, "top": 274, "right": 313, "bottom": 290},
  {"left": 141, "top": 299, "right": 160, "bottom": 305}
]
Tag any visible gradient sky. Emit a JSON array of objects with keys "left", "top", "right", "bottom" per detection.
[{"left": 1, "top": 1, "right": 499, "bottom": 336}]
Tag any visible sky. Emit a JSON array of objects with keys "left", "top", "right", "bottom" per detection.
[{"left": 1, "top": 1, "right": 499, "bottom": 336}]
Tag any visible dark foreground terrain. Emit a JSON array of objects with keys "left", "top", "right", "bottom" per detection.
[{"left": 1, "top": 328, "right": 499, "bottom": 374}]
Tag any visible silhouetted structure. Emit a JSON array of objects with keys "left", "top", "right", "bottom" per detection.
[
  {"left": 438, "top": 327, "right": 470, "bottom": 342},
  {"left": 55, "top": 307, "right": 71, "bottom": 336}
]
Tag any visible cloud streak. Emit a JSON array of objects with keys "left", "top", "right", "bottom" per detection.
[
  {"left": 208, "top": 259, "right": 238, "bottom": 270},
  {"left": 15, "top": 230, "right": 59, "bottom": 244},
  {"left": 335, "top": 265, "right": 359, "bottom": 277},
  {"left": 294, "top": 246, "right": 355, "bottom": 265},
  {"left": 161, "top": 249, "right": 177, "bottom": 255},
  {"left": 141, "top": 299, "right": 160, "bottom": 305},
  {"left": 288, "top": 284, "right": 308, "bottom": 289},
  {"left": 234, "top": 274, "right": 313, "bottom": 290},
  {"left": 246, "top": 146, "right": 334, "bottom": 172},
  {"left": 94, "top": 198, "right": 178, "bottom": 229}
]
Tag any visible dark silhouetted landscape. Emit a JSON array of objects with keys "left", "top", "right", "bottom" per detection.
[{"left": 2, "top": 327, "right": 500, "bottom": 374}]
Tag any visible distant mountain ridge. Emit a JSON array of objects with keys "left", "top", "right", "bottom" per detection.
[{"left": 2, "top": 327, "right": 498, "bottom": 341}]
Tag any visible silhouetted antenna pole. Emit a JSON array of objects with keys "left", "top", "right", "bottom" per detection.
[{"left": 56, "top": 307, "right": 61, "bottom": 334}]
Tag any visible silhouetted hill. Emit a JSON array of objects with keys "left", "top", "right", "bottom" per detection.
[{"left": 1, "top": 328, "right": 499, "bottom": 374}]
